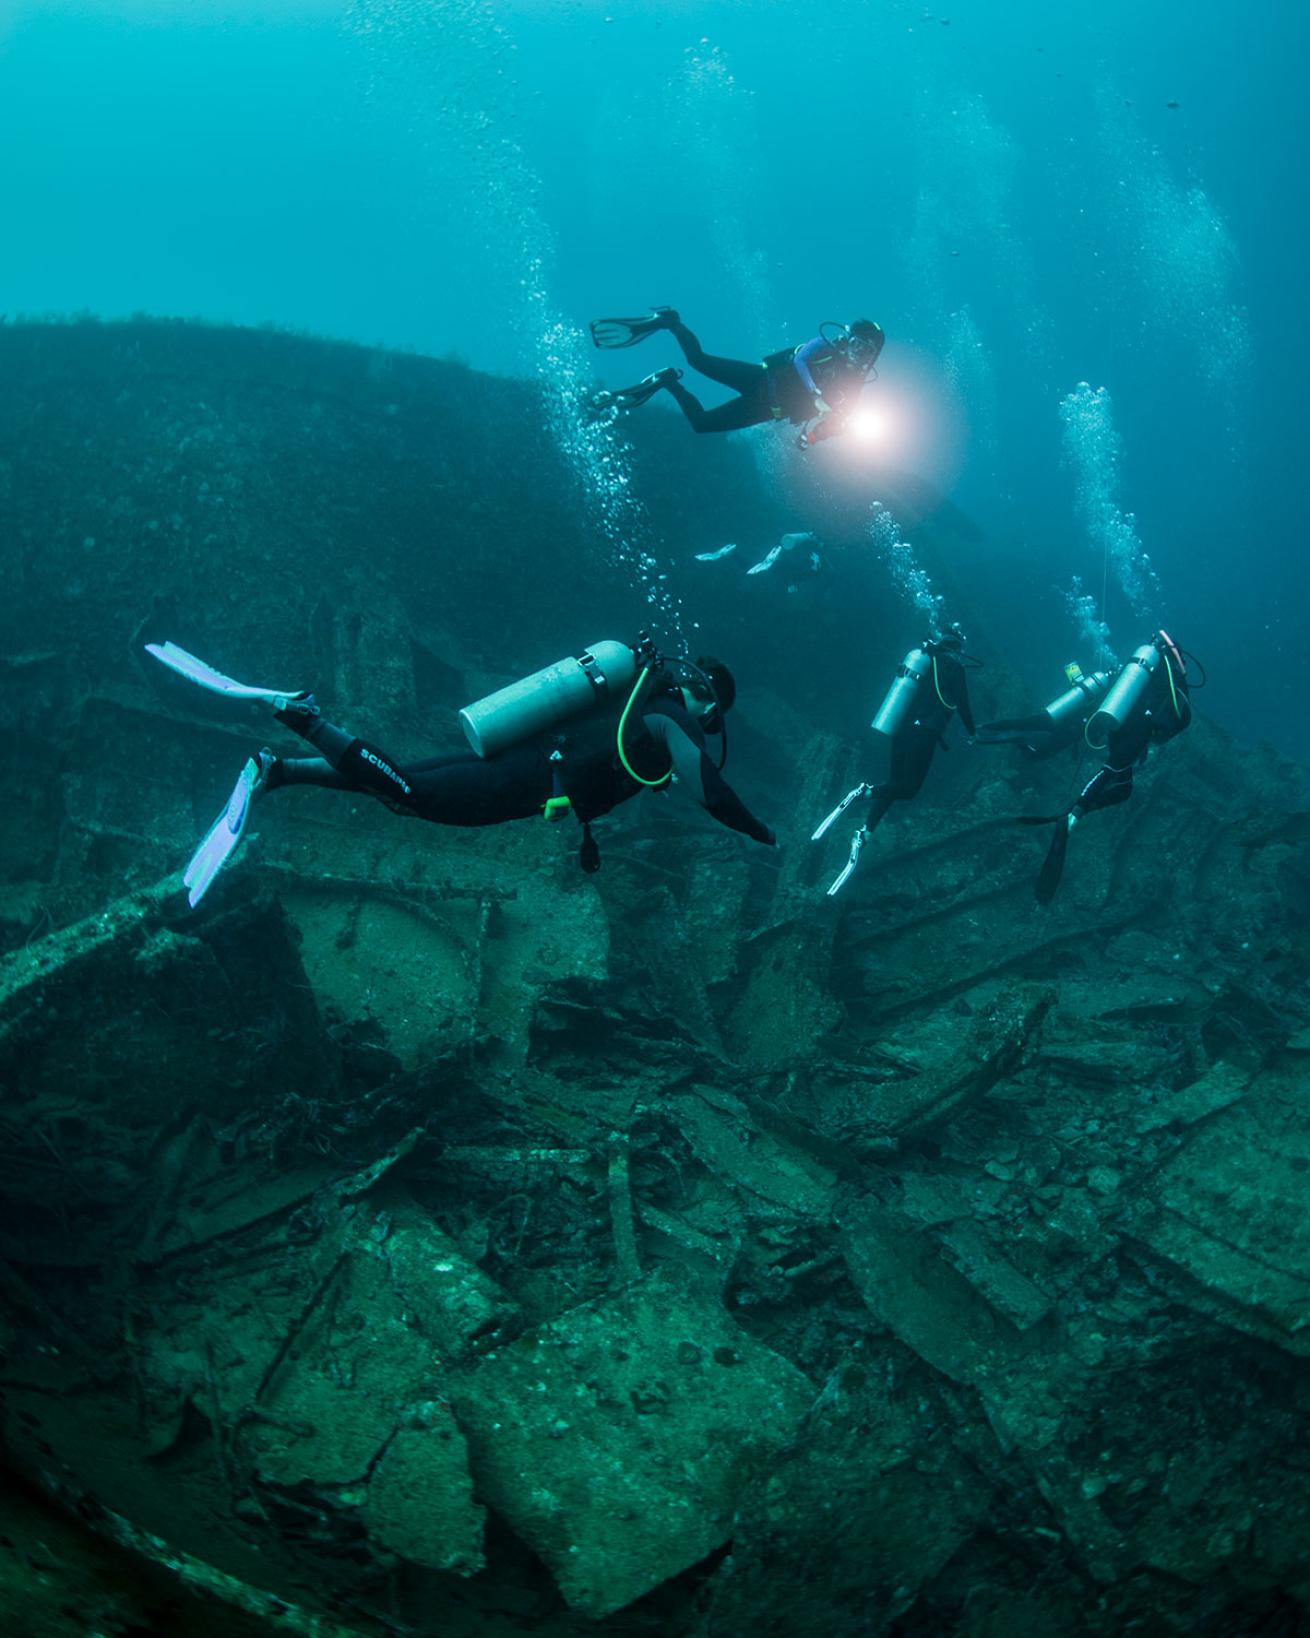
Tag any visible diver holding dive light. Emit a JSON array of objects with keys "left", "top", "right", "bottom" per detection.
[
  {"left": 813, "top": 625, "right": 979, "bottom": 897},
  {"left": 588, "top": 306, "right": 884, "bottom": 445},
  {"left": 144, "top": 634, "right": 775, "bottom": 908}
]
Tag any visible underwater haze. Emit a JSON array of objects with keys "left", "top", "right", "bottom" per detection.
[
  {"left": 7, "top": 4, "right": 1310, "bottom": 1638},
  {"left": 2, "top": 0, "right": 1307, "bottom": 756}
]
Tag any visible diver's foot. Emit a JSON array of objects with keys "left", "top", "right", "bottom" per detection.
[
  {"left": 272, "top": 690, "right": 320, "bottom": 719},
  {"left": 626, "top": 365, "right": 683, "bottom": 401},
  {"left": 592, "top": 366, "right": 682, "bottom": 414},
  {"left": 254, "top": 746, "right": 281, "bottom": 792},
  {"left": 650, "top": 306, "right": 679, "bottom": 327}
]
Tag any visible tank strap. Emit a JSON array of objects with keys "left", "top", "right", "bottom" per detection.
[{"left": 542, "top": 748, "right": 573, "bottom": 821}]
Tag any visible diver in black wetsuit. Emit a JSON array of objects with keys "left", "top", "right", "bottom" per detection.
[
  {"left": 270, "top": 664, "right": 770, "bottom": 844},
  {"left": 813, "top": 627, "right": 978, "bottom": 895},
  {"left": 145, "top": 640, "right": 774, "bottom": 906},
  {"left": 863, "top": 629, "right": 976, "bottom": 831},
  {"left": 977, "top": 663, "right": 1112, "bottom": 762},
  {"left": 589, "top": 309, "right": 884, "bottom": 443},
  {"left": 1020, "top": 631, "right": 1192, "bottom": 903}
]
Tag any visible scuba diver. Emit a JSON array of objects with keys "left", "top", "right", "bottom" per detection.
[
  {"left": 696, "top": 531, "right": 825, "bottom": 592},
  {"left": 977, "top": 662, "right": 1112, "bottom": 761},
  {"left": 812, "top": 626, "right": 979, "bottom": 896},
  {"left": 589, "top": 308, "right": 884, "bottom": 446},
  {"left": 1018, "top": 630, "right": 1193, "bottom": 904},
  {"left": 144, "top": 636, "right": 775, "bottom": 908},
  {"left": 745, "top": 531, "right": 823, "bottom": 585}
]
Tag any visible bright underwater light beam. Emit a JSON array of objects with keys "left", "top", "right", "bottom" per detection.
[
  {"left": 847, "top": 406, "right": 892, "bottom": 444},
  {"left": 816, "top": 346, "right": 966, "bottom": 491}
]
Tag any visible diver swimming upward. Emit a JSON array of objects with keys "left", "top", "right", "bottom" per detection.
[
  {"left": 589, "top": 308, "right": 884, "bottom": 447},
  {"left": 145, "top": 637, "right": 775, "bottom": 908}
]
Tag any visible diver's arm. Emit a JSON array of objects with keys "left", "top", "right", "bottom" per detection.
[
  {"left": 956, "top": 669, "right": 977, "bottom": 737},
  {"left": 791, "top": 337, "right": 827, "bottom": 399},
  {"left": 643, "top": 712, "right": 776, "bottom": 844},
  {"left": 806, "top": 410, "right": 848, "bottom": 444}
]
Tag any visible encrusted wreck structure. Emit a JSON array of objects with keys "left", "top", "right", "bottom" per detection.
[{"left": 2, "top": 321, "right": 1309, "bottom": 1637}]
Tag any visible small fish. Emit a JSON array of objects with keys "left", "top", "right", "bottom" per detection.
[
  {"left": 694, "top": 542, "right": 738, "bottom": 562},
  {"left": 1166, "top": 100, "right": 1180, "bottom": 109}
]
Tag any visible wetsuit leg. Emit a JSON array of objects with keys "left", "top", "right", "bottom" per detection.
[
  {"left": 863, "top": 787, "right": 896, "bottom": 835},
  {"left": 887, "top": 727, "right": 938, "bottom": 800},
  {"left": 863, "top": 729, "right": 938, "bottom": 834},
  {"left": 274, "top": 707, "right": 417, "bottom": 804},
  {"left": 665, "top": 377, "right": 773, "bottom": 433},
  {"left": 403, "top": 745, "right": 551, "bottom": 826},
  {"left": 269, "top": 756, "right": 353, "bottom": 792},
  {"left": 668, "top": 321, "right": 768, "bottom": 394},
  {"left": 272, "top": 708, "right": 552, "bottom": 824},
  {"left": 977, "top": 715, "right": 1062, "bottom": 760},
  {"left": 1074, "top": 764, "right": 1134, "bottom": 816},
  {"left": 984, "top": 715, "right": 1051, "bottom": 733}
]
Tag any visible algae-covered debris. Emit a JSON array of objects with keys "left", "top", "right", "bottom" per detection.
[
  {"left": 2, "top": 320, "right": 1310, "bottom": 1635},
  {"left": 448, "top": 1271, "right": 812, "bottom": 1617}
]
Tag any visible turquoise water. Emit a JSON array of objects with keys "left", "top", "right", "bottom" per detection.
[{"left": 2, "top": 0, "right": 1304, "bottom": 756}]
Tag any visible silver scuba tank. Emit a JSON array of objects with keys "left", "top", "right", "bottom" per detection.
[
  {"left": 459, "top": 639, "right": 638, "bottom": 758},
  {"left": 1044, "top": 667, "right": 1111, "bottom": 730},
  {"left": 871, "top": 647, "right": 933, "bottom": 737},
  {"left": 1085, "top": 644, "right": 1160, "bottom": 751}
]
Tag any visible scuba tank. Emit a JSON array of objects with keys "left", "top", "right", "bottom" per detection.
[
  {"left": 1044, "top": 664, "right": 1111, "bottom": 731},
  {"left": 871, "top": 647, "right": 933, "bottom": 737},
  {"left": 460, "top": 640, "right": 637, "bottom": 759},
  {"left": 1085, "top": 643, "right": 1161, "bottom": 751}
]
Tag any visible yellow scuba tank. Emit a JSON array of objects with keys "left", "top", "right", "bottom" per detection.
[{"left": 459, "top": 640, "right": 638, "bottom": 759}]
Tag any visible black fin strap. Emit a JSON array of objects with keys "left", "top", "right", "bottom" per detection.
[{"left": 579, "top": 821, "right": 601, "bottom": 874}]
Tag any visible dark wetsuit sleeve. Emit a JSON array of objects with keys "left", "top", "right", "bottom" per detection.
[
  {"left": 642, "top": 710, "right": 776, "bottom": 845},
  {"left": 956, "top": 669, "right": 976, "bottom": 737}
]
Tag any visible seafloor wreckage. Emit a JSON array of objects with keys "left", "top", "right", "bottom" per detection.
[{"left": 2, "top": 321, "right": 1310, "bottom": 1636}]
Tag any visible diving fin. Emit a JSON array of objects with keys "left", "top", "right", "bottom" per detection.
[
  {"left": 589, "top": 307, "right": 678, "bottom": 350},
  {"left": 747, "top": 543, "right": 783, "bottom": 576},
  {"left": 1035, "top": 816, "right": 1071, "bottom": 905},
  {"left": 145, "top": 642, "right": 307, "bottom": 710},
  {"left": 182, "top": 753, "right": 268, "bottom": 908},
  {"left": 592, "top": 366, "right": 682, "bottom": 413}
]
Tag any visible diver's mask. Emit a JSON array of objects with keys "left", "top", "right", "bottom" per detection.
[{"left": 682, "top": 681, "right": 723, "bottom": 735}]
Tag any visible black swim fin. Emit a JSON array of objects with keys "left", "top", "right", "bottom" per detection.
[
  {"left": 592, "top": 366, "right": 682, "bottom": 413},
  {"left": 1035, "top": 818, "right": 1071, "bottom": 904},
  {"left": 589, "top": 307, "right": 678, "bottom": 350}
]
